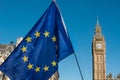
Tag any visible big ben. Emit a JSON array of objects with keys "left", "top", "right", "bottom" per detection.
[{"left": 92, "top": 18, "right": 106, "bottom": 80}]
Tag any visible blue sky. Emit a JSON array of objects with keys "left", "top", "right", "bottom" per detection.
[{"left": 0, "top": 0, "right": 120, "bottom": 80}]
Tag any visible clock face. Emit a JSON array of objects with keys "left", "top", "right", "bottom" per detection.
[{"left": 96, "top": 43, "right": 102, "bottom": 49}]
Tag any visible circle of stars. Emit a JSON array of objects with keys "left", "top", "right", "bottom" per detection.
[{"left": 20, "top": 31, "right": 58, "bottom": 73}]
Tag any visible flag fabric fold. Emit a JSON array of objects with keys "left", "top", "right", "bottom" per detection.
[{"left": 0, "top": 1, "right": 74, "bottom": 80}]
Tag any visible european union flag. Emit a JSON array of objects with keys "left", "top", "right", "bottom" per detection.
[{"left": 0, "top": 1, "right": 74, "bottom": 80}]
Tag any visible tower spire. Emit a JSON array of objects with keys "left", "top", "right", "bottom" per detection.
[
  {"left": 95, "top": 17, "right": 101, "bottom": 33},
  {"left": 96, "top": 16, "right": 100, "bottom": 26}
]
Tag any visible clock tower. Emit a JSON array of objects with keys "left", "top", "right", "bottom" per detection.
[{"left": 92, "top": 19, "right": 106, "bottom": 80}]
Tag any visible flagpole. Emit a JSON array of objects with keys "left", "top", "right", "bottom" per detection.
[
  {"left": 73, "top": 53, "right": 84, "bottom": 80},
  {"left": 52, "top": 0, "right": 84, "bottom": 79}
]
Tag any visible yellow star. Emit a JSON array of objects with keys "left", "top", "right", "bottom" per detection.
[
  {"left": 27, "top": 63, "right": 33, "bottom": 70},
  {"left": 44, "top": 31, "right": 50, "bottom": 37},
  {"left": 35, "top": 67, "right": 40, "bottom": 72},
  {"left": 21, "top": 46, "right": 27, "bottom": 53},
  {"left": 51, "top": 36, "right": 57, "bottom": 42},
  {"left": 35, "top": 31, "right": 40, "bottom": 38},
  {"left": 51, "top": 61, "right": 57, "bottom": 67},
  {"left": 25, "top": 36, "right": 32, "bottom": 43},
  {"left": 22, "top": 55, "right": 28, "bottom": 62},
  {"left": 43, "top": 66, "right": 49, "bottom": 72}
]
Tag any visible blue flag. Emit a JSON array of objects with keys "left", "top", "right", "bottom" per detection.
[{"left": 0, "top": 1, "right": 74, "bottom": 80}]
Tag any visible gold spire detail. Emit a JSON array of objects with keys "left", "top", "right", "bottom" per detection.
[{"left": 95, "top": 17, "right": 101, "bottom": 33}]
